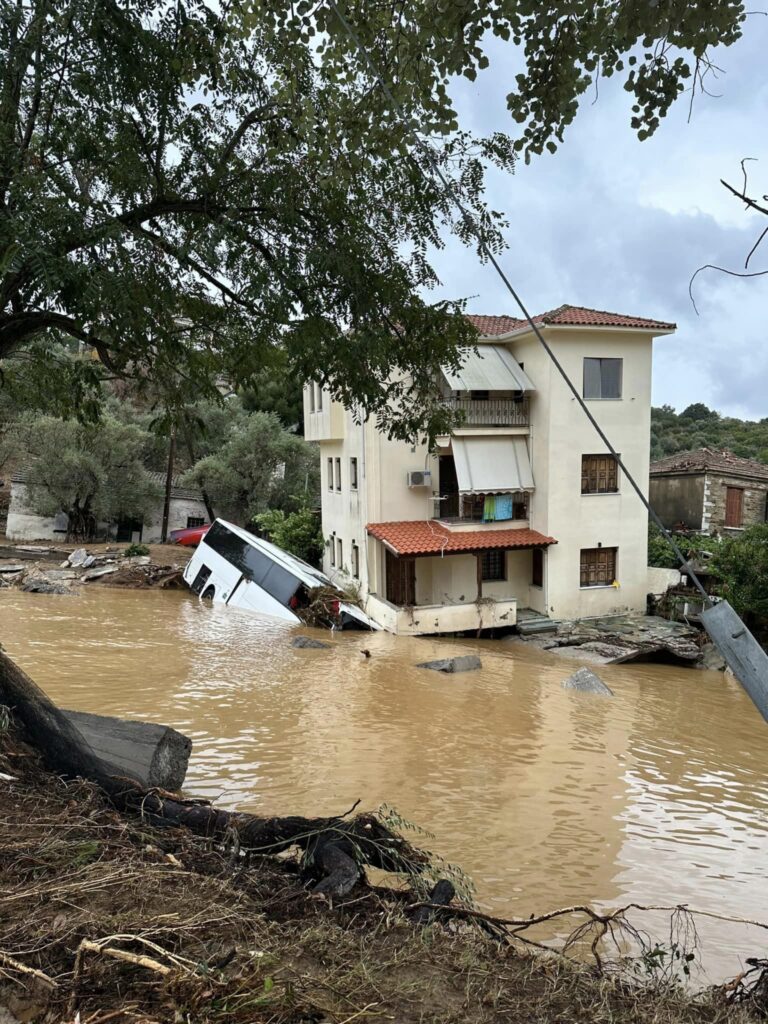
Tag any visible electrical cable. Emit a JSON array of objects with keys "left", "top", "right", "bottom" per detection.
[{"left": 327, "top": 0, "right": 710, "bottom": 603}]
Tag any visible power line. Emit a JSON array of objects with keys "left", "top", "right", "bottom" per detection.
[{"left": 328, "top": 1, "right": 710, "bottom": 602}]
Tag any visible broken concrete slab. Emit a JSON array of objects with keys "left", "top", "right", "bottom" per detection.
[
  {"left": 0, "top": 563, "right": 27, "bottom": 573},
  {"left": 68, "top": 547, "right": 89, "bottom": 566},
  {"left": 63, "top": 709, "right": 192, "bottom": 790},
  {"left": 562, "top": 667, "right": 614, "bottom": 697},
  {"left": 81, "top": 565, "right": 119, "bottom": 581},
  {"left": 291, "top": 636, "right": 332, "bottom": 650},
  {"left": 417, "top": 654, "right": 482, "bottom": 674}
]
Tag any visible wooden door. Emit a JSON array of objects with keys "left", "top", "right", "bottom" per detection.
[
  {"left": 725, "top": 486, "right": 743, "bottom": 528},
  {"left": 385, "top": 550, "right": 416, "bottom": 606}
]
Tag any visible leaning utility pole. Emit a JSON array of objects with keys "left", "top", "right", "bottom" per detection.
[{"left": 161, "top": 425, "right": 176, "bottom": 543}]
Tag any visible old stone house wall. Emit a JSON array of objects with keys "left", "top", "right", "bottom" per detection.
[{"left": 702, "top": 472, "right": 768, "bottom": 535}]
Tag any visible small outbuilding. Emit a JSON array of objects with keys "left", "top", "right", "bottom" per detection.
[
  {"left": 6, "top": 470, "right": 209, "bottom": 544},
  {"left": 649, "top": 448, "right": 768, "bottom": 535}
]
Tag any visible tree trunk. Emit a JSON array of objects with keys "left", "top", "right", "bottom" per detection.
[{"left": 0, "top": 650, "right": 425, "bottom": 874}]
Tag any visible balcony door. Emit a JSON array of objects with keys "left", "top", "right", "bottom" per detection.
[
  {"left": 385, "top": 549, "right": 416, "bottom": 606},
  {"left": 439, "top": 455, "right": 459, "bottom": 518}
]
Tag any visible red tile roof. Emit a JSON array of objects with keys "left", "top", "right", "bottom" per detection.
[
  {"left": 366, "top": 520, "right": 556, "bottom": 556},
  {"left": 465, "top": 305, "right": 675, "bottom": 337},
  {"left": 650, "top": 448, "right": 768, "bottom": 482}
]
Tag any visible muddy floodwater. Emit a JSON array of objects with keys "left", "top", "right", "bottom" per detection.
[{"left": 2, "top": 587, "right": 767, "bottom": 981}]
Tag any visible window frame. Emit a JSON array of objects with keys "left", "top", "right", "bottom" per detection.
[
  {"left": 350, "top": 456, "right": 358, "bottom": 490},
  {"left": 351, "top": 542, "right": 360, "bottom": 579},
  {"left": 481, "top": 549, "right": 506, "bottom": 582},
  {"left": 581, "top": 454, "right": 620, "bottom": 495},
  {"left": 583, "top": 357, "right": 623, "bottom": 400},
  {"left": 186, "top": 516, "right": 206, "bottom": 529},
  {"left": 579, "top": 546, "right": 618, "bottom": 588},
  {"left": 327, "top": 457, "right": 334, "bottom": 491},
  {"left": 329, "top": 534, "right": 335, "bottom": 567},
  {"left": 309, "top": 384, "right": 316, "bottom": 413},
  {"left": 336, "top": 537, "right": 343, "bottom": 568},
  {"left": 335, "top": 457, "right": 342, "bottom": 492}
]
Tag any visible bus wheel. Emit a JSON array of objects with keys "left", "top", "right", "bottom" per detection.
[{"left": 201, "top": 586, "right": 215, "bottom": 601}]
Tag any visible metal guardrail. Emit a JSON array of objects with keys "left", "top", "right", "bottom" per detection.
[{"left": 441, "top": 396, "right": 529, "bottom": 426}]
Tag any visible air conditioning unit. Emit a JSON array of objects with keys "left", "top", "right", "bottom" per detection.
[{"left": 407, "top": 470, "right": 432, "bottom": 488}]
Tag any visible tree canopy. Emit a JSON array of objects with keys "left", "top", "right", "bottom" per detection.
[
  {"left": 1, "top": 1, "right": 746, "bottom": 438},
  {"left": 1, "top": 412, "right": 160, "bottom": 539},
  {"left": 651, "top": 405, "right": 768, "bottom": 464}
]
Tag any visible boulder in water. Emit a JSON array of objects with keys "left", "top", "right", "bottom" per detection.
[
  {"left": 417, "top": 655, "right": 482, "bottom": 674},
  {"left": 562, "top": 667, "right": 613, "bottom": 697},
  {"left": 291, "top": 636, "right": 331, "bottom": 650}
]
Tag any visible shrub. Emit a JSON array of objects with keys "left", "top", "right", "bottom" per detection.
[{"left": 124, "top": 543, "right": 150, "bottom": 558}]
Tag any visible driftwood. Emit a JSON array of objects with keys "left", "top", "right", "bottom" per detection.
[{"left": 0, "top": 650, "right": 427, "bottom": 893}]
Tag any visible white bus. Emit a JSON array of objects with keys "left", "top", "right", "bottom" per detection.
[{"left": 183, "top": 518, "right": 376, "bottom": 630}]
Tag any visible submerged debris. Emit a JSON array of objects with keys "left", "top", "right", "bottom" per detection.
[
  {"left": 417, "top": 655, "right": 483, "bottom": 674},
  {"left": 562, "top": 667, "right": 614, "bottom": 697}
]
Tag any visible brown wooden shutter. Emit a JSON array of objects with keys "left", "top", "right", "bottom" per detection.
[{"left": 725, "top": 487, "right": 743, "bottom": 527}]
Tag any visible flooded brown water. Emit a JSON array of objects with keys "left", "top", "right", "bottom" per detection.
[{"left": 2, "top": 587, "right": 767, "bottom": 981}]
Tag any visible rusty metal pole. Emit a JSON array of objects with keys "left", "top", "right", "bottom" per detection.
[{"left": 160, "top": 426, "right": 176, "bottom": 543}]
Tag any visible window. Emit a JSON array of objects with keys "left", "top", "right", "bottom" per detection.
[
  {"left": 580, "top": 547, "right": 617, "bottom": 588},
  {"left": 581, "top": 454, "right": 619, "bottom": 494},
  {"left": 481, "top": 550, "right": 506, "bottom": 581},
  {"left": 329, "top": 535, "right": 335, "bottom": 566},
  {"left": 350, "top": 457, "right": 358, "bottom": 490},
  {"left": 335, "top": 457, "right": 342, "bottom": 492},
  {"left": 187, "top": 516, "right": 205, "bottom": 529},
  {"left": 583, "top": 358, "right": 622, "bottom": 399},
  {"left": 725, "top": 486, "right": 744, "bottom": 527},
  {"left": 351, "top": 542, "right": 360, "bottom": 578},
  {"left": 316, "top": 383, "right": 323, "bottom": 410},
  {"left": 531, "top": 548, "right": 543, "bottom": 588},
  {"left": 327, "top": 457, "right": 334, "bottom": 491},
  {"left": 203, "top": 521, "right": 298, "bottom": 604},
  {"left": 336, "top": 537, "right": 343, "bottom": 568},
  {"left": 470, "top": 389, "right": 490, "bottom": 401},
  {"left": 309, "top": 384, "right": 315, "bottom": 413}
]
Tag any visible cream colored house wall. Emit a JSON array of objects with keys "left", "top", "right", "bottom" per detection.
[
  {"left": 511, "top": 328, "right": 652, "bottom": 620},
  {"left": 304, "top": 323, "right": 659, "bottom": 628}
]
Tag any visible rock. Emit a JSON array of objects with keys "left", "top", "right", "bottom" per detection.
[
  {"left": 0, "top": 563, "right": 27, "bottom": 573},
  {"left": 417, "top": 654, "right": 482, "bottom": 674},
  {"left": 68, "top": 547, "right": 89, "bottom": 566},
  {"left": 562, "top": 667, "right": 614, "bottom": 697},
  {"left": 291, "top": 636, "right": 331, "bottom": 649},
  {"left": 698, "top": 642, "right": 727, "bottom": 672},
  {"left": 20, "top": 578, "right": 73, "bottom": 595},
  {"left": 82, "top": 554, "right": 96, "bottom": 568}
]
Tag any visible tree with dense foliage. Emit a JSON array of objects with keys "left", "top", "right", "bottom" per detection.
[
  {"left": 1, "top": 1, "right": 746, "bottom": 439},
  {"left": 650, "top": 405, "right": 768, "bottom": 463},
  {"left": 0, "top": 413, "right": 160, "bottom": 540},
  {"left": 709, "top": 524, "right": 768, "bottom": 621},
  {"left": 253, "top": 506, "right": 324, "bottom": 566},
  {"left": 184, "top": 411, "right": 319, "bottom": 524}
]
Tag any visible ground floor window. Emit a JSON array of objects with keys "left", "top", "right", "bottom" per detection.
[
  {"left": 580, "top": 546, "right": 617, "bottom": 587},
  {"left": 481, "top": 549, "right": 506, "bottom": 581},
  {"left": 336, "top": 537, "right": 343, "bottom": 568},
  {"left": 531, "top": 548, "right": 543, "bottom": 587},
  {"left": 385, "top": 550, "right": 416, "bottom": 605},
  {"left": 351, "top": 542, "right": 360, "bottom": 578},
  {"left": 329, "top": 535, "right": 335, "bottom": 567},
  {"left": 186, "top": 516, "right": 205, "bottom": 529}
]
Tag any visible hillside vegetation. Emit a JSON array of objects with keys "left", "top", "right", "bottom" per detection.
[{"left": 651, "top": 405, "right": 768, "bottom": 464}]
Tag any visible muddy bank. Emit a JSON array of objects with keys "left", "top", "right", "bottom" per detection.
[
  {"left": 0, "top": 540, "right": 189, "bottom": 593},
  {"left": 1, "top": 716, "right": 763, "bottom": 1024}
]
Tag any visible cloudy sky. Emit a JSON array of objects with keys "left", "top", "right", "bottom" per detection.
[{"left": 428, "top": 19, "right": 768, "bottom": 419}]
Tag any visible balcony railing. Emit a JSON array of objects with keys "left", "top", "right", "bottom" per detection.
[{"left": 441, "top": 396, "right": 529, "bottom": 426}]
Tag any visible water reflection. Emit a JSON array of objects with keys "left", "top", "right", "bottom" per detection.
[{"left": 2, "top": 587, "right": 767, "bottom": 980}]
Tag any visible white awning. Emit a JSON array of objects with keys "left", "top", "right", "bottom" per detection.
[
  {"left": 452, "top": 436, "right": 535, "bottom": 494},
  {"left": 441, "top": 345, "right": 535, "bottom": 392}
]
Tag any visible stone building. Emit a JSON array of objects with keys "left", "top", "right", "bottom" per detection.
[
  {"left": 6, "top": 471, "right": 209, "bottom": 544},
  {"left": 649, "top": 449, "right": 768, "bottom": 536}
]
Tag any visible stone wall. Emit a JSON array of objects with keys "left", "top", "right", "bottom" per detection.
[{"left": 702, "top": 472, "right": 768, "bottom": 536}]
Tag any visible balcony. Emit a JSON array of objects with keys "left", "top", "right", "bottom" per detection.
[
  {"left": 440, "top": 396, "right": 529, "bottom": 427},
  {"left": 366, "top": 593, "right": 518, "bottom": 636}
]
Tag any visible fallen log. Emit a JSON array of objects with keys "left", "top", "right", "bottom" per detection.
[
  {"left": 0, "top": 649, "right": 427, "bottom": 881},
  {"left": 62, "top": 709, "right": 191, "bottom": 790}
]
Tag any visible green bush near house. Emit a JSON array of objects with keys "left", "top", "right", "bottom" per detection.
[
  {"left": 647, "top": 524, "right": 722, "bottom": 569},
  {"left": 124, "top": 543, "right": 150, "bottom": 558},
  {"left": 253, "top": 508, "right": 323, "bottom": 568},
  {"left": 709, "top": 524, "right": 768, "bottom": 620}
]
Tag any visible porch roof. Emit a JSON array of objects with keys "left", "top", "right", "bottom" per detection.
[{"left": 366, "top": 520, "right": 556, "bottom": 556}]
